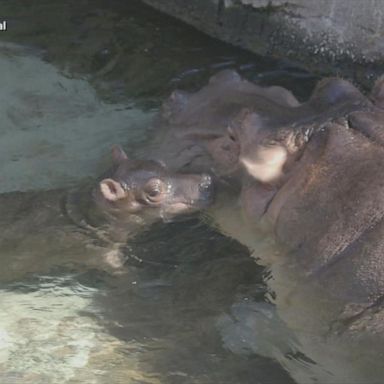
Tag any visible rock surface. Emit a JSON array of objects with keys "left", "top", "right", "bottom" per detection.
[{"left": 142, "top": 0, "right": 384, "bottom": 82}]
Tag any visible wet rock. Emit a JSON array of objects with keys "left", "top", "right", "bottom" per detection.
[{"left": 142, "top": 0, "right": 384, "bottom": 84}]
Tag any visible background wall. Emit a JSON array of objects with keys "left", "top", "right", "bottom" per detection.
[{"left": 142, "top": 0, "right": 384, "bottom": 85}]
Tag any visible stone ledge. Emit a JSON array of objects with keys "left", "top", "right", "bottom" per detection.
[{"left": 142, "top": 0, "right": 384, "bottom": 86}]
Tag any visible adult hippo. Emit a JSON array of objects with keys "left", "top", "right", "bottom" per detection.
[
  {"left": 0, "top": 146, "right": 213, "bottom": 283},
  {"left": 141, "top": 69, "right": 384, "bottom": 382},
  {"left": 206, "top": 75, "right": 384, "bottom": 383},
  {"left": 141, "top": 69, "right": 384, "bottom": 325}
]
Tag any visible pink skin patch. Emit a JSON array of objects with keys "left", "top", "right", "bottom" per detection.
[
  {"left": 240, "top": 145, "right": 287, "bottom": 183},
  {"left": 99, "top": 178, "right": 126, "bottom": 202}
]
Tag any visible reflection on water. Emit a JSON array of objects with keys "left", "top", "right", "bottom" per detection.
[
  {"left": 0, "top": 0, "right": 329, "bottom": 383},
  {"left": 0, "top": 275, "right": 106, "bottom": 384},
  {"left": 0, "top": 220, "right": 295, "bottom": 384}
]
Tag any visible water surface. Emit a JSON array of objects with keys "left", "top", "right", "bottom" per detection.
[{"left": 0, "top": 1, "right": 325, "bottom": 383}]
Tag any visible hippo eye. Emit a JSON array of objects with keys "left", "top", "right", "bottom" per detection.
[{"left": 143, "top": 178, "right": 166, "bottom": 203}]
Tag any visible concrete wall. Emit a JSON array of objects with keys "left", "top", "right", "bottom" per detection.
[{"left": 142, "top": 0, "right": 384, "bottom": 83}]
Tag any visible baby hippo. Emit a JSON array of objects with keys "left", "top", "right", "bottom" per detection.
[
  {"left": 0, "top": 146, "right": 213, "bottom": 282},
  {"left": 93, "top": 145, "right": 213, "bottom": 226}
]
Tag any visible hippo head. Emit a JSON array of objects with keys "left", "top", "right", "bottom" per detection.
[{"left": 93, "top": 146, "right": 213, "bottom": 224}]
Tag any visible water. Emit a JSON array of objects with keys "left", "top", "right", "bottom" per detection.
[{"left": 0, "top": 1, "right": 351, "bottom": 383}]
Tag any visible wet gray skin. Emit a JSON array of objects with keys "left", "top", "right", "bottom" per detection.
[
  {"left": 0, "top": 146, "right": 213, "bottom": 282},
  {"left": 205, "top": 74, "right": 384, "bottom": 382}
]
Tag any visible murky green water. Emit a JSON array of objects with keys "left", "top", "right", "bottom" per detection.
[{"left": 0, "top": 1, "right": 337, "bottom": 383}]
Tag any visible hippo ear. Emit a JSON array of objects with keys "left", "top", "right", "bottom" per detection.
[
  {"left": 310, "top": 78, "right": 364, "bottom": 107},
  {"left": 371, "top": 75, "right": 384, "bottom": 109},
  {"left": 99, "top": 178, "right": 127, "bottom": 201},
  {"left": 263, "top": 85, "right": 300, "bottom": 107},
  {"left": 111, "top": 145, "right": 129, "bottom": 164}
]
